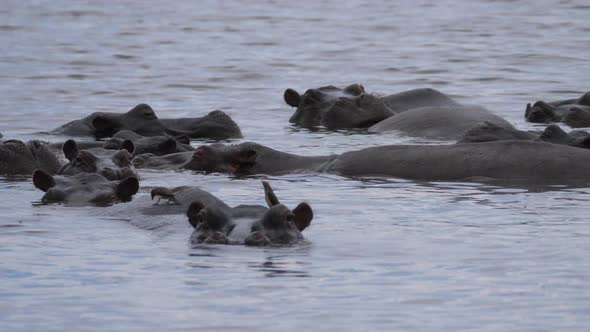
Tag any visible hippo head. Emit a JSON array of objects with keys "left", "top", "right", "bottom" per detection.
[
  {"left": 0, "top": 140, "right": 62, "bottom": 175},
  {"left": 284, "top": 84, "right": 393, "bottom": 129},
  {"left": 104, "top": 134, "right": 188, "bottom": 156},
  {"left": 525, "top": 101, "right": 559, "bottom": 123},
  {"left": 92, "top": 104, "right": 165, "bottom": 138},
  {"left": 33, "top": 170, "right": 139, "bottom": 206},
  {"left": 186, "top": 181, "right": 313, "bottom": 246},
  {"left": 58, "top": 139, "right": 137, "bottom": 180},
  {"left": 183, "top": 143, "right": 259, "bottom": 175},
  {"left": 563, "top": 107, "right": 590, "bottom": 128},
  {"left": 186, "top": 201, "right": 234, "bottom": 244},
  {"left": 539, "top": 124, "right": 590, "bottom": 149},
  {"left": 244, "top": 181, "right": 313, "bottom": 246}
]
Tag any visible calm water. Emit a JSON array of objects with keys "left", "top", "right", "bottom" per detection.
[{"left": 1, "top": 0, "right": 590, "bottom": 331}]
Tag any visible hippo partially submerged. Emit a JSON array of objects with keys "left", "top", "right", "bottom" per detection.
[
  {"left": 284, "top": 85, "right": 463, "bottom": 130},
  {"left": 284, "top": 84, "right": 394, "bottom": 129},
  {"left": 51, "top": 103, "right": 242, "bottom": 139},
  {"left": 33, "top": 170, "right": 139, "bottom": 205},
  {"left": 525, "top": 91, "right": 590, "bottom": 127},
  {"left": 109, "top": 182, "right": 313, "bottom": 246},
  {"left": 103, "top": 130, "right": 194, "bottom": 156},
  {"left": 459, "top": 121, "right": 590, "bottom": 149},
  {"left": 184, "top": 181, "right": 312, "bottom": 246},
  {"left": 58, "top": 140, "right": 137, "bottom": 181},
  {"left": 142, "top": 140, "right": 590, "bottom": 185},
  {"left": 0, "top": 140, "right": 62, "bottom": 176},
  {"left": 133, "top": 142, "right": 337, "bottom": 175}
]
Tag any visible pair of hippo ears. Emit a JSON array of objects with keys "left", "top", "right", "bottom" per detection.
[
  {"left": 32, "top": 170, "right": 139, "bottom": 200},
  {"left": 63, "top": 139, "right": 135, "bottom": 161},
  {"left": 262, "top": 181, "right": 313, "bottom": 231}
]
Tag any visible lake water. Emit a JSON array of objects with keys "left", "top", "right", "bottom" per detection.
[{"left": 1, "top": 0, "right": 590, "bottom": 331}]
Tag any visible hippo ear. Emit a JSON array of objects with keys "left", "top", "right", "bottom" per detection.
[
  {"left": 579, "top": 91, "right": 590, "bottom": 106},
  {"left": 33, "top": 170, "right": 56, "bottom": 192},
  {"left": 62, "top": 139, "right": 79, "bottom": 161},
  {"left": 293, "top": 202, "right": 313, "bottom": 231},
  {"left": 186, "top": 201, "right": 205, "bottom": 228},
  {"left": 262, "top": 181, "right": 280, "bottom": 207},
  {"left": 115, "top": 177, "right": 139, "bottom": 201},
  {"left": 158, "top": 138, "right": 177, "bottom": 154},
  {"left": 525, "top": 103, "right": 532, "bottom": 119},
  {"left": 284, "top": 89, "right": 301, "bottom": 107},
  {"left": 121, "top": 140, "right": 135, "bottom": 154},
  {"left": 174, "top": 135, "right": 191, "bottom": 145}
]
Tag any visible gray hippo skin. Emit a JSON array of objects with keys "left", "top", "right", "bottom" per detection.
[
  {"left": 58, "top": 139, "right": 137, "bottom": 181},
  {"left": 368, "top": 105, "right": 515, "bottom": 140},
  {"left": 51, "top": 104, "right": 242, "bottom": 139},
  {"left": 33, "top": 170, "right": 139, "bottom": 206},
  {"left": 525, "top": 91, "right": 590, "bottom": 127},
  {"left": 379, "top": 88, "right": 460, "bottom": 113},
  {"left": 458, "top": 121, "right": 538, "bottom": 143},
  {"left": 103, "top": 130, "right": 194, "bottom": 156},
  {"left": 325, "top": 140, "right": 590, "bottom": 184},
  {"left": 0, "top": 140, "right": 62, "bottom": 175},
  {"left": 133, "top": 142, "right": 337, "bottom": 175},
  {"left": 458, "top": 121, "right": 590, "bottom": 149},
  {"left": 284, "top": 84, "right": 394, "bottom": 129}
]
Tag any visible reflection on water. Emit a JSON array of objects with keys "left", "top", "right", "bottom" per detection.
[{"left": 2, "top": 0, "right": 590, "bottom": 331}]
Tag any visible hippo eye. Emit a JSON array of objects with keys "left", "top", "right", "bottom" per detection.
[{"left": 286, "top": 214, "right": 294, "bottom": 222}]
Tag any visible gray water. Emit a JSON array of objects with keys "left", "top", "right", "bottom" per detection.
[{"left": 1, "top": 0, "right": 590, "bottom": 331}]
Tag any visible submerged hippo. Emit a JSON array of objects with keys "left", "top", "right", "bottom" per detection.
[
  {"left": 525, "top": 91, "right": 590, "bottom": 127},
  {"left": 368, "top": 105, "right": 514, "bottom": 140},
  {"left": 58, "top": 140, "right": 137, "bottom": 181},
  {"left": 33, "top": 170, "right": 139, "bottom": 205},
  {"left": 103, "top": 130, "right": 194, "bottom": 156},
  {"left": 0, "top": 140, "right": 61, "bottom": 176},
  {"left": 50, "top": 103, "right": 242, "bottom": 139},
  {"left": 284, "top": 85, "right": 461, "bottom": 130},
  {"left": 186, "top": 181, "right": 312, "bottom": 246},
  {"left": 459, "top": 122, "right": 590, "bottom": 149},
  {"left": 284, "top": 84, "right": 394, "bottom": 129},
  {"left": 146, "top": 141, "right": 590, "bottom": 185},
  {"left": 133, "top": 142, "right": 337, "bottom": 175}
]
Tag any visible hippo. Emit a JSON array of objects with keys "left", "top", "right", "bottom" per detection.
[
  {"left": 283, "top": 85, "right": 461, "bottom": 130},
  {"left": 284, "top": 84, "right": 394, "bottom": 129},
  {"left": 368, "top": 105, "right": 515, "bottom": 140},
  {"left": 32, "top": 170, "right": 139, "bottom": 205},
  {"left": 50, "top": 103, "right": 242, "bottom": 139},
  {"left": 103, "top": 130, "right": 194, "bottom": 156},
  {"left": 133, "top": 142, "right": 337, "bottom": 175},
  {"left": 57, "top": 139, "right": 137, "bottom": 181},
  {"left": 186, "top": 181, "right": 313, "bottom": 246},
  {"left": 525, "top": 91, "right": 590, "bottom": 127},
  {"left": 150, "top": 140, "right": 590, "bottom": 185},
  {"left": 458, "top": 122, "right": 590, "bottom": 148},
  {"left": 0, "top": 140, "right": 62, "bottom": 176}
]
